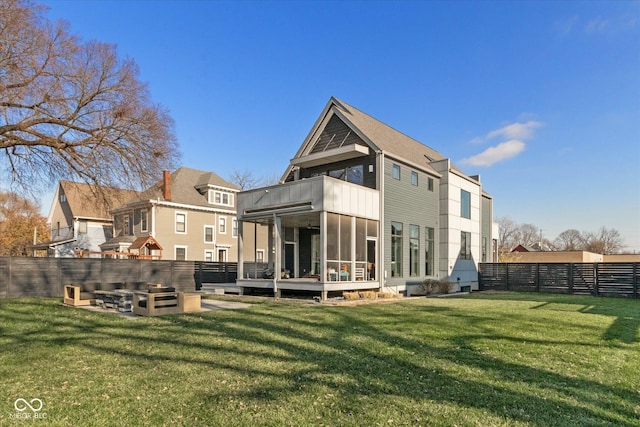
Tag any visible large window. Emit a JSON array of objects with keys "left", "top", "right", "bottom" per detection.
[
  {"left": 409, "top": 225, "right": 419, "bottom": 277},
  {"left": 461, "top": 190, "right": 471, "bottom": 219},
  {"left": 175, "top": 212, "right": 186, "bottom": 233},
  {"left": 326, "top": 213, "right": 377, "bottom": 282},
  {"left": 329, "top": 165, "right": 364, "bottom": 185},
  {"left": 461, "top": 231, "right": 471, "bottom": 260},
  {"left": 482, "top": 236, "right": 487, "bottom": 262},
  {"left": 425, "top": 227, "right": 434, "bottom": 276},
  {"left": 391, "top": 222, "right": 403, "bottom": 277}
]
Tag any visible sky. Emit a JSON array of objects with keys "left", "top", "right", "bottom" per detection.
[{"left": 39, "top": 0, "right": 640, "bottom": 252}]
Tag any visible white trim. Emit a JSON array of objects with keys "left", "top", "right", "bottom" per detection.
[
  {"left": 140, "top": 208, "right": 148, "bottom": 232},
  {"left": 204, "top": 249, "right": 214, "bottom": 262},
  {"left": 219, "top": 216, "right": 227, "bottom": 234},
  {"left": 217, "top": 248, "right": 228, "bottom": 262},
  {"left": 232, "top": 218, "right": 238, "bottom": 238}
]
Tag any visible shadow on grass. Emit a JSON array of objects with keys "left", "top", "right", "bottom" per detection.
[{"left": 0, "top": 297, "right": 638, "bottom": 426}]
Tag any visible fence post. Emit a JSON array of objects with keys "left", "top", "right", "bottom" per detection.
[
  {"left": 505, "top": 263, "right": 510, "bottom": 291},
  {"left": 535, "top": 263, "right": 540, "bottom": 293},
  {"left": 633, "top": 262, "right": 638, "bottom": 299},
  {"left": 593, "top": 263, "right": 599, "bottom": 296}
]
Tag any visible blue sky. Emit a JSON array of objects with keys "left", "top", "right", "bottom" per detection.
[{"left": 41, "top": 0, "right": 640, "bottom": 252}]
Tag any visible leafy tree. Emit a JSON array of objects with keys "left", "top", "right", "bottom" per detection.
[
  {"left": 0, "top": 0, "right": 179, "bottom": 197},
  {"left": 0, "top": 191, "right": 48, "bottom": 256}
]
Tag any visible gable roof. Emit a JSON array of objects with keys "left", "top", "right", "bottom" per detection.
[
  {"left": 288, "top": 97, "right": 457, "bottom": 177},
  {"left": 122, "top": 167, "right": 239, "bottom": 209},
  {"left": 58, "top": 181, "right": 139, "bottom": 220}
]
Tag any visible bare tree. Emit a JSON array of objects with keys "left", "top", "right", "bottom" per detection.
[
  {"left": 554, "top": 229, "right": 583, "bottom": 251},
  {"left": 582, "top": 227, "right": 624, "bottom": 255},
  {"left": 229, "top": 169, "right": 260, "bottom": 190},
  {"left": 0, "top": 190, "right": 48, "bottom": 256},
  {"left": 496, "top": 216, "right": 519, "bottom": 254},
  {"left": 519, "top": 223, "right": 540, "bottom": 247},
  {"left": 0, "top": 0, "right": 179, "bottom": 198}
]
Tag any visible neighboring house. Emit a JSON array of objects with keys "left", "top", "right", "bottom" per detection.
[
  {"left": 34, "top": 181, "right": 138, "bottom": 257},
  {"left": 102, "top": 167, "right": 268, "bottom": 262},
  {"left": 236, "top": 97, "right": 497, "bottom": 298}
]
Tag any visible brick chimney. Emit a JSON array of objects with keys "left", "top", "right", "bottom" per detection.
[{"left": 163, "top": 170, "right": 171, "bottom": 201}]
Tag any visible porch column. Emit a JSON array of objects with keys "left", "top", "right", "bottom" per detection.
[
  {"left": 320, "top": 211, "right": 327, "bottom": 287},
  {"left": 273, "top": 214, "right": 281, "bottom": 295},
  {"left": 237, "top": 220, "right": 244, "bottom": 280}
]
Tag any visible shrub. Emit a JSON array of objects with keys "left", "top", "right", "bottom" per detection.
[
  {"left": 343, "top": 291, "right": 360, "bottom": 300},
  {"left": 420, "top": 279, "right": 455, "bottom": 296},
  {"left": 359, "top": 291, "right": 378, "bottom": 300}
]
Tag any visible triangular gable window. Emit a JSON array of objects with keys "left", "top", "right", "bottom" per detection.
[{"left": 310, "top": 115, "right": 365, "bottom": 154}]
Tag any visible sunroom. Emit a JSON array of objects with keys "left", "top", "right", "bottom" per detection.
[{"left": 236, "top": 175, "right": 380, "bottom": 299}]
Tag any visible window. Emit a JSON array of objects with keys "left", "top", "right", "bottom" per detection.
[
  {"left": 391, "top": 222, "right": 403, "bottom": 277},
  {"left": 175, "top": 212, "right": 186, "bottom": 233},
  {"left": 217, "top": 249, "right": 228, "bottom": 262},
  {"left": 428, "top": 177, "right": 434, "bottom": 192},
  {"left": 59, "top": 194, "right": 66, "bottom": 203},
  {"left": 392, "top": 164, "right": 401, "bottom": 180},
  {"left": 256, "top": 250, "right": 264, "bottom": 263},
  {"left": 140, "top": 209, "right": 148, "bottom": 232},
  {"left": 175, "top": 246, "right": 187, "bottom": 261},
  {"left": 232, "top": 218, "right": 238, "bottom": 237},
  {"left": 204, "top": 226, "right": 214, "bottom": 243},
  {"left": 204, "top": 250, "right": 214, "bottom": 262},
  {"left": 461, "top": 231, "right": 471, "bottom": 260},
  {"left": 425, "top": 227, "right": 434, "bottom": 276},
  {"left": 219, "top": 216, "right": 226, "bottom": 234},
  {"left": 78, "top": 220, "right": 87, "bottom": 234},
  {"left": 409, "top": 225, "right": 419, "bottom": 276},
  {"left": 329, "top": 165, "right": 364, "bottom": 185},
  {"left": 211, "top": 191, "right": 233, "bottom": 206},
  {"left": 411, "top": 171, "right": 418, "bottom": 186},
  {"left": 123, "top": 214, "right": 130, "bottom": 235},
  {"left": 461, "top": 190, "right": 471, "bottom": 219}
]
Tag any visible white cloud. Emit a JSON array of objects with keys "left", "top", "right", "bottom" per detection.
[
  {"left": 483, "top": 120, "right": 543, "bottom": 142},
  {"left": 585, "top": 17, "right": 610, "bottom": 33},
  {"left": 461, "top": 140, "right": 526, "bottom": 167}
]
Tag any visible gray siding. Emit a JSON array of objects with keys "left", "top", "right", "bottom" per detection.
[{"left": 383, "top": 158, "right": 439, "bottom": 288}]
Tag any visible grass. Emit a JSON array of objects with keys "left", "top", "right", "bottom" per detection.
[{"left": 0, "top": 292, "right": 638, "bottom": 426}]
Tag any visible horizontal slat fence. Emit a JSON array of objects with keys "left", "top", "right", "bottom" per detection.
[
  {"left": 479, "top": 262, "right": 639, "bottom": 298},
  {"left": 0, "top": 257, "right": 238, "bottom": 299}
]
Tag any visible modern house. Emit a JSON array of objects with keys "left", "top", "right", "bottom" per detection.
[
  {"left": 102, "top": 167, "right": 268, "bottom": 262},
  {"left": 35, "top": 181, "right": 139, "bottom": 257},
  {"left": 236, "top": 97, "right": 497, "bottom": 298}
]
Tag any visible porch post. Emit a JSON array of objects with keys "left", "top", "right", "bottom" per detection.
[
  {"left": 237, "top": 220, "right": 244, "bottom": 280},
  {"left": 273, "top": 214, "right": 281, "bottom": 296},
  {"left": 320, "top": 211, "right": 327, "bottom": 286}
]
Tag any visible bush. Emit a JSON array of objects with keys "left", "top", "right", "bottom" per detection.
[{"left": 420, "top": 279, "right": 455, "bottom": 296}]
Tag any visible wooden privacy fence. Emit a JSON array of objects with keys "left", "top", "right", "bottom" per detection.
[
  {"left": 0, "top": 257, "right": 238, "bottom": 299},
  {"left": 479, "top": 262, "right": 640, "bottom": 298}
]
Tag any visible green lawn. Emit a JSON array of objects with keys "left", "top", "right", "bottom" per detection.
[{"left": 1, "top": 292, "right": 638, "bottom": 426}]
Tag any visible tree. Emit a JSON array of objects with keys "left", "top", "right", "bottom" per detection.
[
  {"left": 229, "top": 169, "right": 260, "bottom": 190},
  {"left": 0, "top": 0, "right": 179, "bottom": 198},
  {"left": 0, "top": 191, "right": 48, "bottom": 256},
  {"left": 553, "top": 229, "right": 583, "bottom": 251},
  {"left": 582, "top": 227, "right": 624, "bottom": 255}
]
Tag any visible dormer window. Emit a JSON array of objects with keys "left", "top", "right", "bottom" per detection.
[{"left": 209, "top": 190, "right": 233, "bottom": 207}]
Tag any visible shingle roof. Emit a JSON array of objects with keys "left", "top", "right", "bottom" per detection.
[
  {"left": 331, "top": 97, "right": 448, "bottom": 169},
  {"left": 129, "top": 167, "right": 239, "bottom": 208},
  {"left": 59, "top": 181, "right": 139, "bottom": 219}
]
